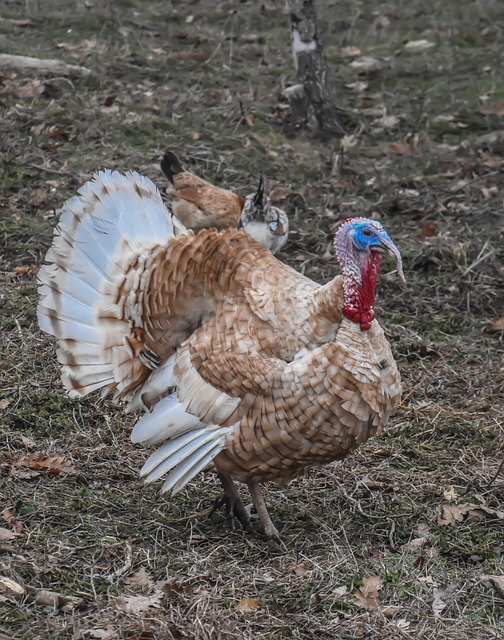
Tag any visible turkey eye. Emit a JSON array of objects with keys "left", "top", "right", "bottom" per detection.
[{"left": 362, "top": 229, "right": 372, "bottom": 237}]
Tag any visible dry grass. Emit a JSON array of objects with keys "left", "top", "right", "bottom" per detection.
[{"left": 1, "top": 1, "right": 503, "bottom": 638}]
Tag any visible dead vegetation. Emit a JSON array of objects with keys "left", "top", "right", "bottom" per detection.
[{"left": 0, "top": 1, "right": 503, "bottom": 638}]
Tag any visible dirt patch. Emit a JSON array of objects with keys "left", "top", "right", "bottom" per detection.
[{"left": 1, "top": 1, "right": 503, "bottom": 639}]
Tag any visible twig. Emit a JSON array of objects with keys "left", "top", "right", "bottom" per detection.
[
  {"left": 0, "top": 53, "right": 91, "bottom": 77},
  {"left": 487, "top": 455, "right": 504, "bottom": 487},
  {"left": 401, "top": 354, "right": 446, "bottom": 405}
]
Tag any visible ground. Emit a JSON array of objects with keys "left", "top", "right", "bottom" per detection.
[{"left": 1, "top": 1, "right": 503, "bottom": 639}]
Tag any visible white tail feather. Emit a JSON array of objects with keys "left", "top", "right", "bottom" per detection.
[
  {"left": 161, "top": 441, "right": 223, "bottom": 496},
  {"left": 37, "top": 170, "right": 174, "bottom": 399},
  {"left": 131, "top": 394, "right": 203, "bottom": 445},
  {"left": 140, "top": 426, "right": 229, "bottom": 495}
]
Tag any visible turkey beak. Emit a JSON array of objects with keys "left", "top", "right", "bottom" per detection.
[{"left": 380, "top": 237, "right": 406, "bottom": 283}]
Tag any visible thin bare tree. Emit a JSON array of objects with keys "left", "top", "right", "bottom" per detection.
[{"left": 285, "top": 0, "right": 341, "bottom": 133}]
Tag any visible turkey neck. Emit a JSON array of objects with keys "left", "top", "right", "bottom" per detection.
[{"left": 339, "top": 247, "right": 383, "bottom": 332}]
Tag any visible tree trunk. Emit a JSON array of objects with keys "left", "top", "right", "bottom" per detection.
[{"left": 286, "top": 0, "right": 340, "bottom": 133}]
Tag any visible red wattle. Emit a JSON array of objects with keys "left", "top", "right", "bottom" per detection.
[{"left": 343, "top": 306, "right": 375, "bottom": 331}]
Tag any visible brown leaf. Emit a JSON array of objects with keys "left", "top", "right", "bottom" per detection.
[
  {"left": 14, "top": 451, "right": 78, "bottom": 476},
  {"left": 161, "top": 578, "right": 195, "bottom": 597},
  {"left": 86, "top": 627, "right": 118, "bottom": 640},
  {"left": 432, "top": 583, "right": 458, "bottom": 616},
  {"left": 33, "top": 589, "right": 84, "bottom": 611},
  {"left": 418, "top": 221, "right": 438, "bottom": 240},
  {"left": 2, "top": 79, "right": 46, "bottom": 99},
  {"left": 288, "top": 560, "right": 311, "bottom": 576},
  {"left": 103, "top": 95, "right": 116, "bottom": 107},
  {"left": 116, "top": 592, "right": 163, "bottom": 614},
  {"left": 28, "top": 189, "right": 48, "bottom": 207},
  {"left": 340, "top": 46, "right": 362, "bottom": 58},
  {"left": 0, "top": 576, "right": 25, "bottom": 595},
  {"left": 480, "top": 101, "right": 504, "bottom": 116},
  {"left": 0, "top": 527, "right": 17, "bottom": 541},
  {"left": 354, "top": 575, "right": 383, "bottom": 611},
  {"left": 0, "top": 398, "right": 10, "bottom": 410},
  {"left": 235, "top": 597, "right": 260, "bottom": 611},
  {"left": 478, "top": 149, "right": 503, "bottom": 168},
  {"left": 489, "top": 317, "right": 504, "bottom": 332},
  {"left": 391, "top": 142, "right": 410, "bottom": 156},
  {"left": 241, "top": 34, "right": 262, "bottom": 44},
  {"left": 438, "top": 503, "right": 504, "bottom": 526},
  {"left": 438, "top": 504, "right": 468, "bottom": 525},
  {"left": 125, "top": 567, "right": 154, "bottom": 587},
  {"left": 1, "top": 509, "right": 23, "bottom": 535},
  {"left": 481, "top": 575, "right": 504, "bottom": 600}
]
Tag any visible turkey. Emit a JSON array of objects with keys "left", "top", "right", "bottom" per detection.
[
  {"left": 160, "top": 150, "right": 289, "bottom": 254},
  {"left": 37, "top": 170, "right": 404, "bottom": 540}
]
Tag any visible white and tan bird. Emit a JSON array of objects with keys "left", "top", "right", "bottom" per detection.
[
  {"left": 161, "top": 150, "right": 289, "bottom": 254},
  {"left": 37, "top": 170, "right": 404, "bottom": 540}
]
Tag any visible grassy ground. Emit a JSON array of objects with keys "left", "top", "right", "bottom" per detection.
[{"left": 1, "top": 0, "right": 503, "bottom": 638}]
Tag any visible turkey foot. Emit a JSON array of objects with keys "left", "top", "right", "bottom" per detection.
[
  {"left": 214, "top": 472, "right": 256, "bottom": 535},
  {"left": 247, "top": 482, "right": 281, "bottom": 541}
]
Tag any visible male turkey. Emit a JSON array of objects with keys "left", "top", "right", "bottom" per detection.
[
  {"left": 37, "top": 170, "right": 404, "bottom": 540},
  {"left": 161, "top": 150, "right": 289, "bottom": 254}
]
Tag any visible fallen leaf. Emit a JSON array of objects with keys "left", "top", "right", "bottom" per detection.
[
  {"left": 438, "top": 503, "right": 504, "bottom": 526},
  {"left": 20, "top": 435, "right": 36, "bottom": 448},
  {"left": 0, "top": 79, "right": 46, "bottom": 99},
  {"left": 235, "top": 597, "right": 260, "bottom": 611},
  {"left": 340, "top": 46, "right": 361, "bottom": 58},
  {"left": 432, "top": 583, "right": 458, "bottom": 616},
  {"left": 480, "top": 102, "right": 504, "bottom": 116},
  {"left": 1, "top": 509, "right": 23, "bottom": 535},
  {"left": 127, "top": 632, "right": 157, "bottom": 640},
  {"left": 345, "top": 81, "right": 368, "bottom": 93},
  {"left": 481, "top": 575, "right": 504, "bottom": 600},
  {"left": 125, "top": 567, "right": 154, "bottom": 587},
  {"left": 403, "top": 39, "right": 435, "bottom": 52},
  {"left": 14, "top": 451, "right": 78, "bottom": 476},
  {"left": 402, "top": 537, "right": 428, "bottom": 552},
  {"left": 0, "top": 528, "right": 19, "bottom": 541},
  {"left": 391, "top": 142, "right": 409, "bottom": 156},
  {"left": 0, "top": 398, "right": 10, "bottom": 410},
  {"left": 34, "top": 589, "right": 84, "bottom": 611},
  {"left": 349, "top": 56, "right": 379, "bottom": 71},
  {"left": 86, "top": 627, "right": 118, "bottom": 639},
  {"left": 241, "top": 34, "right": 262, "bottom": 44},
  {"left": 116, "top": 592, "right": 163, "bottom": 614},
  {"left": 418, "top": 221, "right": 438, "bottom": 240},
  {"left": 0, "top": 576, "right": 25, "bottom": 595},
  {"left": 189, "top": 130, "right": 201, "bottom": 141},
  {"left": 489, "top": 317, "right": 504, "bottom": 332},
  {"left": 333, "top": 586, "right": 348, "bottom": 597},
  {"left": 28, "top": 189, "right": 48, "bottom": 207},
  {"left": 161, "top": 578, "right": 195, "bottom": 597},
  {"left": 438, "top": 504, "right": 468, "bottom": 525},
  {"left": 478, "top": 150, "right": 503, "bottom": 168},
  {"left": 443, "top": 486, "right": 457, "bottom": 502},
  {"left": 341, "top": 133, "right": 358, "bottom": 151},
  {"left": 354, "top": 575, "right": 383, "bottom": 611},
  {"left": 103, "top": 95, "right": 117, "bottom": 107}
]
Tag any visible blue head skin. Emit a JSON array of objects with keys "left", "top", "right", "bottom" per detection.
[
  {"left": 334, "top": 217, "right": 404, "bottom": 330},
  {"left": 334, "top": 218, "right": 405, "bottom": 281}
]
